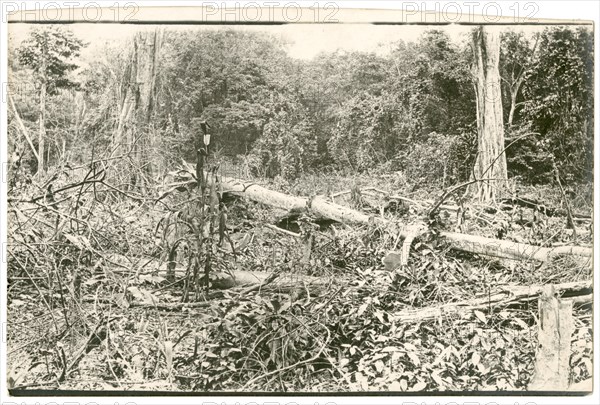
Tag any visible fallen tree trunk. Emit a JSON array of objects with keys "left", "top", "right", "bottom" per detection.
[
  {"left": 391, "top": 280, "right": 591, "bottom": 324},
  {"left": 440, "top": 232, "right": 592, "bottom": 262},
  {"left": 219, "top": 179, "right": 310, "bottom": 216},
  {"left": 218, "top": 176, "right": 593, "bottom": 263},
  {"left": 209, "top": 270, "right": 324, "bottom": 290}
]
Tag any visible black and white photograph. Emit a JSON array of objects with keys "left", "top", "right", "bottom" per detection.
[{"left": 1, "top": 1, "right": 597, "bottom": 398}]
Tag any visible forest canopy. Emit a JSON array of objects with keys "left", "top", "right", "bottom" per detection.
[{"left": 7, "top": 25, "right": 594, "bottom": 186}]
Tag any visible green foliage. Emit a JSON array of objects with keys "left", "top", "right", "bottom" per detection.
[
  {"left": 17, "top": 26, "right": 86, "bottom": 93},
  {"left": 249, "top": 97, "right": 317, "bottom": 179},
  {"left": 394, "top": 131, "right": 476, "bottom": 189},
  {"left": 504, "top": 126, "right": 554, "bottom": 184},
  {"left": 157, "top": 29, "right": 291, "bottom": 157},
  {"left": 521, "top": 26, "right": 594, "bottom": 183},
  {"left": 400, "top": 30, "right": 474, "bottom": 137},
  {"left": 325, "top": 31, "right": 475, "bottom": 177},
  {"left": 328, "top": 92, "right": 413, "bottom": 171},
  {"left": 10, "top": 26, "right": 593, "bottom": 187},
  {"left": 499, "top": 30, "right": 534, "bottom": 125}
]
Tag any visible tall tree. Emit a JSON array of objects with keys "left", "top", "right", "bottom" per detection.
[
  {"left": 470, "top": 26, "right": 507, "bottom": 202},
  {"left": 115, "top": 28, "right": 162, "bottom": 189},
  {"left": 500, "top": 31, "right": 539, "bottom": 127},
  {"left": 17, "top": 26, "right": 85, "bottom": 174}
]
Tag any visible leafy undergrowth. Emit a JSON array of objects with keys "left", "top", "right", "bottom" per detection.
[{"left": 6, "top": 169, "right": 593, "bottom": 392}]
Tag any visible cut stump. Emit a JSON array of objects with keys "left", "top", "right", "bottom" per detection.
[{"left": 529, "top": 285, "right": 574, "bottom": 391}]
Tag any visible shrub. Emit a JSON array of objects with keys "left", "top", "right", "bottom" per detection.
[
  {"left": 393, "top": 132, "right": 475, "bottom": 189},
  {"left": 248, "top": 108, "right": 317, "bottom": 180},
  {"left": 327, "top": 92, "right": 418, "bottom": 172}
]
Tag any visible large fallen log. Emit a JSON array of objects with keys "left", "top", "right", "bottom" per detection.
[
  {"left": 391, "top": 280, "right": 591, "bottom": 324},
  {"left": 440, "top": 231, "right": 593, "bottom": 262},
  {"left": 218, "top": 176, "right": 593, "bottom": 263}
]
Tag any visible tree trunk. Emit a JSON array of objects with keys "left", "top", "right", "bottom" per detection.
[
  {"left": 503, "top": 37, "right": 537, "bottom": 128},
  {"left": 135, "top": 30, "right": 159, "bottom": 124},
  {"left": 202, "top": 174, "right": 592, "bottom": 263},
  {"left": 507, "top": 74, "right": 526, "bottom": 127},
  {"left": 135, "top": 29, "right": 161, "bottom": 182},
  {"left": 114, "top": 29, "right": 161, "bottom": 189},
  {"left": 8, "top": 94, "right": 39, "bottom": 162},
  {"left": 37, "top": 76, "right": 47, "bottom": 175},
  {"left": 528, "top": 286, "right": 574, "bottom": 391},
  {"left": 36, "top": 33, "right": 49, "bottom": 175},
  {"left": 471, "top": 26, "right": 507, "bottom": 202},
  {"left": 508, "top": 85, "right": 518, "bottom": 127}
]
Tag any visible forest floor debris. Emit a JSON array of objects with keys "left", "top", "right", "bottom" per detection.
[{"left": 6, "top": 167, "right": 593, "bottom": 392}]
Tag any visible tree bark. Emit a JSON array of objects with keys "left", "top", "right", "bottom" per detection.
[
  {"left": 392, "top": 281, "right": 590, "bottom": 324},
  {"left": 503, "top": 36, "right": 537, "bottom": 127},
  {"left": 508, "top": 84, "right": 518, "bottom": 126},
  {"left": 471, "top": 26, "right": 508, "bottom": 202},
  {"left": 210, "top": 175, "right": 593, "bottom": 263},
  {"left": 156, "top": 268, "right": 323, "bottom": 290},
  {"left": 114, "top": 29, "right": 161, "bottom": 189},
  {"left": 38, "top": 68, "right": 47, "bottom": 175},
  {"left": 8, "top": 94, "right": 39, "bottom": 162},
  {"left": 528, "top": 286, "right": 574, "bottom": 391},
  {"left": 136, "top": 29, "right": 161, "bottom": 181}
]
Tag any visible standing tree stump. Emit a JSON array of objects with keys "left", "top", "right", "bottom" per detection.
[{"left": 529, "top": 285, "right": 574, "bottom": 391}]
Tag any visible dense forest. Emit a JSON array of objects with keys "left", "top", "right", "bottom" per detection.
[
  {"left": 6, "top": 24, "right": 594, "bottom": 393},
  {"left": 8, "top": 25, "right": 594, "bottom": 186}
]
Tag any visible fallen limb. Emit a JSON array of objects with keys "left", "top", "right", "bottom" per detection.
[
  {"left": 221, "top": 179, "right": 310, "bottom": 215},
  {"left": 61, "top": 316, "right": 112, "bottom": 381},
  {"left": 499, "top": 196, "right": 591, "bottom": 220},
  {"left": 130, "top": 301, "right": 211, "bottom": 310},
  {"left": 264, "top": 224, "right": 301, "bottom": 238},
  {"left": 391, "top": 280, "right": 591, "bottom": 324},
  {"left": 382, "top": 223, "right": 428, "bottom": 270},
  {"left": 236, "top": 271, "right": 280, "bottom": 295},
  {"left": 7, "top": 170, "right": 106, "bottom": 204},
  {"left": 153, "top": 268, "right": 325, "bottom": 290},
  {"left": 565, "top": 294, "right": 592, "bottom": 306},
  {"left": 217, "top": 175, "right": 592, "bottom": 263}
]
